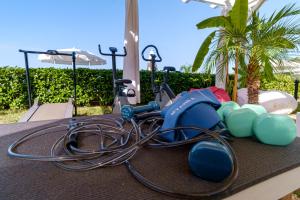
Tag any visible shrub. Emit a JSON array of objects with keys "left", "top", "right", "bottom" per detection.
[
  {"left": 0, "top": 67, "right": 215, "bottom": 110},
  {"left": 0, "top": 67, "right": 296, "bottom": 110},
  {"left": 260, "top": 74, "right": 296, "bottom": 96}
]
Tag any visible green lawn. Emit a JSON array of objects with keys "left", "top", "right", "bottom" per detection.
[
  {"left": 0, "top": 109, "right": 27, "bottom": 124},
  {"left": 0, "top": 106, "right": 111, "bottom": 124},
  {"left": 77, "top": 106, "right": 111, "bottom": 116}
]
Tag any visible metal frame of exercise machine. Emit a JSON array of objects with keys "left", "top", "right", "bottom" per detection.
[
  {"left": 141, "top": 45, "right": 176, "bottom": 108},
  {"left": 98, "top": 45, "right": 135, "bottom": 114},
  {"left": 19, "top": 49, "right": 77, "bottom": 118}
]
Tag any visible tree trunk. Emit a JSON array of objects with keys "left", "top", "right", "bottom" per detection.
[
  {"left": 225, "top": 52, "right": 229, "bottom": 87},
  {"left": 232, "top": 51, "right": 239, "bottom": 102},
  {"left": 247, "top": 59, "right": 260, "bottom": 104}
]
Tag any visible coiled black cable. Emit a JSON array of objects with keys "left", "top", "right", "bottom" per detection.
[
  {"left": 122, "top": 116, "right": 239, "bottom": 199},
  {"left": 7, "top": 114, "right": 239, "bottom": 199}
]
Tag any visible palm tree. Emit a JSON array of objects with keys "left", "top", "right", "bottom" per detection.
[
  {"left": 192, "top": 0, "right": 248, "bottom": 102},
  {"left": 180, "top": 65, "right": 193, "bottom": 73},
  {"left": 245, "top": 4, "right": 300, "bottom": 103},
  {"left": 193, "top": 1, "right": 300, "bottom": 104}
]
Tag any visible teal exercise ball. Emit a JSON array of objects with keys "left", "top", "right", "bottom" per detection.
[
  {"left": 225, "top": 108, "right": 258, "bottom": 137},
  {"left": 253, "top": 113, "right": 296, "bottom": 146},
  {"left": 217, "top": 101, "right": 240, "bottom": 121}
]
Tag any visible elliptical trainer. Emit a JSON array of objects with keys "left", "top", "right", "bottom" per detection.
[
  {"left": 141, "top": 45, "right": 176, "bottom": 108},
  {"left": 98, "top": 45, "right": 135, "bottom": 114}
]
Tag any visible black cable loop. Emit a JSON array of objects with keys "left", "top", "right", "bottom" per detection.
[{"left": 7, "top": 114, "right": 239, "bottom": 197}]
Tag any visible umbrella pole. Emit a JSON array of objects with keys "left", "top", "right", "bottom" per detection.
[{"left": 72, "top": 52, "right": 77, "bottom": 116}]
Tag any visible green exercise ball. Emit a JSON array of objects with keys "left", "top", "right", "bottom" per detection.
[
  {"left": 241, "top": 104, "right": 267, "bottom": 115},
  {"left": 217, "top": 101, "right": 240, "bottom": 121},
  {"left": 225, "top": 108, "right": 258, "bottom": 137},
  {"left": 253, "top": 113, "right": 296, "bottom": 146}
]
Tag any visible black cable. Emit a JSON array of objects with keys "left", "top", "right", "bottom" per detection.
[
  {"left": 7, "top": 114, "right": 239, "bottom": 198},
  {"left": 7, "top": 117, "right": 129, "bottom": 163},
  {"left": 125, "top": 127, "right": 239, "bottom": 199}
]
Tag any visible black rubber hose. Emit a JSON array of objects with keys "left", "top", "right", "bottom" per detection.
[
  {"left": 125, "top": 127, "right": 239, "bottom": 199},
  {"left": 7, "top": 115, "right": 239, "bottom": 198}
]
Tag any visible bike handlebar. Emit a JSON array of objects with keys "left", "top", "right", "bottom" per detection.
[
  {"left": 98, "top": 45, "right": 127, "bottom": 57},
  {"left": 141, "top": 45, "right": 162, "bottom": 62}
]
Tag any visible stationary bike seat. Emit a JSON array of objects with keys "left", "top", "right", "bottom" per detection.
[
  {"left": 115, "top": 79, "right": 132, "bottom": 85},
  {"left": 163, "top": 66, "right": 176, "bottom": 72}
]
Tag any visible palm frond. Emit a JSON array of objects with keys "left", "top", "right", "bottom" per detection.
[
  {"left": 192, "top": 31, "right": 216, "bottom": 72},
  {"left": 196, "top": 16, "right": 231, "bottom": 30},
  {"left": 229, "top": 0, "right": 248, "bottom": 31},
  {"left": 269, "top": 4, "right": 300, "bottom": 25},
  {"left": 262, "top": 56, "right": 275, "bottom": 81}
]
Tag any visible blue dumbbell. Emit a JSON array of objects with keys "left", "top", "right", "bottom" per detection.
[
  {"left": 189, "top": 140, "right": 233, "bottom": 182},
  {"left": 121, "top": 101, "right": 160, "bottom": 120}
]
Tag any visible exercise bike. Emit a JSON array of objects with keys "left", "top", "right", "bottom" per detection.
[
  {"left": 120, "top": 45, "right": 177, "bottom": 121},
  {"left": 141, "top": 45, "right": 176, "bottom": 109},
  {"left": 98, "top": 45, "right": 135, "bottom": 114}
]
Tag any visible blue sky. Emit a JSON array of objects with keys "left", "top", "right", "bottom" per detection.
[{"left": 0, "top": 0, "right": 298, "bottom": 70}]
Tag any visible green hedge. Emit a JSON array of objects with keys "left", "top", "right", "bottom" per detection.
[
  {"left": 0, "top": 67, "right": 296, "bottom": 110},
  {"left": 260, "top": 74, "right": 296, "bottom": 95},
  {"left": 227, "top": 74, "right": 296, "bottom": 99},
  {"left": 0, "top": 67, "right": 215, "bottom": 110}
]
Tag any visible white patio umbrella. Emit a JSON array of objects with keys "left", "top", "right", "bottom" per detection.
[
  {"left": 37, "top": 48, "right": 106, "bottom": 115},
  {"left": 38, "top": 48, "right": 106, "bottom": 66},
  {"left": 123, "top": 0, "right": 140, "bottom": 104},
  {"left": 275, "top": 59, "right": 300, "bottom": 79},
  {"left": 182, "top": 0, "right": 266, "bottom": 14},
  {"left": 182, "top": 0, "right": 266, "bottom": 89}
]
